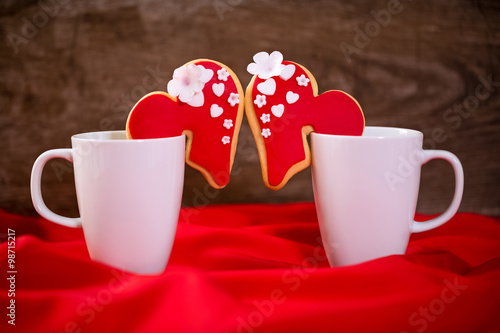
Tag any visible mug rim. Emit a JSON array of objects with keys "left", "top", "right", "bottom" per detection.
[
  {"left": 72, "top": 130, "right": 185, "bottom": 142},
  {"left": 311, "top": 126, "right": 422, "bottom": 140}
]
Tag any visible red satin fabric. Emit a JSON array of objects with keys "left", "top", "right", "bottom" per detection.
[{"left": 1, "top": 203, "right": 499, "bottom": 333}]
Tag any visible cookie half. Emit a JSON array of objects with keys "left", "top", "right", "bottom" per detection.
[
  {"left": 127, "top": 59, "right": 244, "bottom": 189},
  {"left": 245, "top": 51, "right": 365, "bottom": 190}
]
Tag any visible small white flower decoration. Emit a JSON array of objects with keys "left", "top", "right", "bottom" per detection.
[
  {"left": 217, "top": 68, "right": 230, "bottom": 81},
  {"left": 260, "top": 113, "right": 271, "bottom": 124},
  {"left": 221, "top": 136, "right": 231, "bottom": 145},
  {"left": 227, "top": 92, "right": 240, "bottom": 107},
  {"left": 261, "top": 128, "right": 271, "bottom": 138},
  {"left": 247, "top": 51, "right": 285, "bottom": 80},
  {"left": 296, "top": 74, "right": 310, "bottom": 87},
  {"left": 223, "top": 119, "right": 233, "bottom": 129},
  {"left": 254, "top": 94, "right": 267, "bottom": 108},
  {"left": 167, "top": 64, "right": 213, "bottom": 106}
]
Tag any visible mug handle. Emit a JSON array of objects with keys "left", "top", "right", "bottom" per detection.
[
  {"left": 30, "top": 149, "right": 82, "bottom": 228},
  {"left": 411, "top": 150, "right": 464, "bottom": 233}
]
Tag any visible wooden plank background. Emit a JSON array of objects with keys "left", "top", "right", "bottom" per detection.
[{"left": 0, "top": 0, "right": 499, "bottom": 216}]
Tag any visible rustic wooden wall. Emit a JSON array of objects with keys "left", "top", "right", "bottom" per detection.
[{"left": 1, "top": 0, "right": 499, "bottom": 216}]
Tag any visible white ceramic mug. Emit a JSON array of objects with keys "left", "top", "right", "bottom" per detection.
[
  {"left": 31, "top": 131, "right": 185, "bottom": 274},
  {"left": 311, "top": 126, "right": 464, "bottom": 267}
]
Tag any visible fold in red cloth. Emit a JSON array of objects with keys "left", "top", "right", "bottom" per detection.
[{"left": 1, "top": 203, "right": 499, "bottom": 333}]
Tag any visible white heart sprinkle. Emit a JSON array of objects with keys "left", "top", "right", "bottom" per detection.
[
  {"left": 257, "top": 78, "right": 276, "bottom": 96},
  {"left": 279, "top": 64, "right": 296, "bottom": 81},
  {"left": 210, "top": 104, "right": 223, "bottom": 118},
  {"left": 187, "top": 92, "right": 204, "bottom": 107},
  {"left": 271, "top": 104, "right": 284, "bottom": 118},
  {"left": 286, "top": 91, "right": 299, "bottom": 104},
  {"left": 212, "top": 83, "right": 224, "bottom": 97}
]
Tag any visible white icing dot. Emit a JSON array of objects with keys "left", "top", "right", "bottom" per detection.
[
  {"left": 254, "top": 94, "right": 267, "bottom": 108},
  {"left": 228, "top": 92, "right": 240, "bottom": 107},
  {"left": 296, "top": 74, "right": 310, "bottom": 87},
  {"left": 222, "top": 136, "right": 231, "bottom": 145},
  {"left": 260, "top": 113, "right": 271, "bottom": 124},
  {"left": 223, "top": 119, "right": 233, "bottom": 129},
  {"left": 261, "top": 128, "right": 271, "bottom": 138},
  {"left": 217, "top": 68, "right": 230, "bottom": 81}
]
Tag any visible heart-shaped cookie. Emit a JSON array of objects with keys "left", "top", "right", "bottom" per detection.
[
  {"left": 245, "top": 51, "right": 365, "bottom": 190},
  {"left": 126, "top": 59, "right": 244, "bottom": 189}
]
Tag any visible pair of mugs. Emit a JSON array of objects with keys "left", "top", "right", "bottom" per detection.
[{"left": 31, "top": 127, "right": 463, "bottom": 274}]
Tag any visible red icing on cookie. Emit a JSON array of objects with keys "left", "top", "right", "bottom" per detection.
[
  {"left": 126, "top": 60, "right": 244, "bottom": 189},
  {"left": 245, "top": 53, "right": 365, "bottom": 190}
]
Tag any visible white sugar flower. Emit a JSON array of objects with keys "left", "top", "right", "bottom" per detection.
[
  {"left": 217, "top": 68, "right": 230, "bottom": 81},
  {"left": 261, "top": 128, "right": 271, "bottom": 138},
  {"left": 221, "top": 136, "right": 231, "bottom": 144},
  {"left": 247, "top": 51, "right": 285, "bottom": 80},
  {"left": 167, "top": 64, "right": 213, "bottom": 106},
  {"left": 223, "top": 119, "right": 233, "bottom": 129},
  {"left": 260, "top": 113, "right": 271, "bottom": 124},
  {"left": 254, "top": 94, "right": 267, "bottom": 108},
  {"left": 227, "top": 92, "right": 240, "bottom": 107},
  {"left": 296, "top": 74, "right": 310, "bottom": 87}
]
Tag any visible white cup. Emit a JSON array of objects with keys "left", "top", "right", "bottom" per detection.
[
  {"left": 31, "top": 131, "right": 185, "bottom": 274},
  {"left": 311, "top": 126, "right": 464, "bottom": 267}
]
